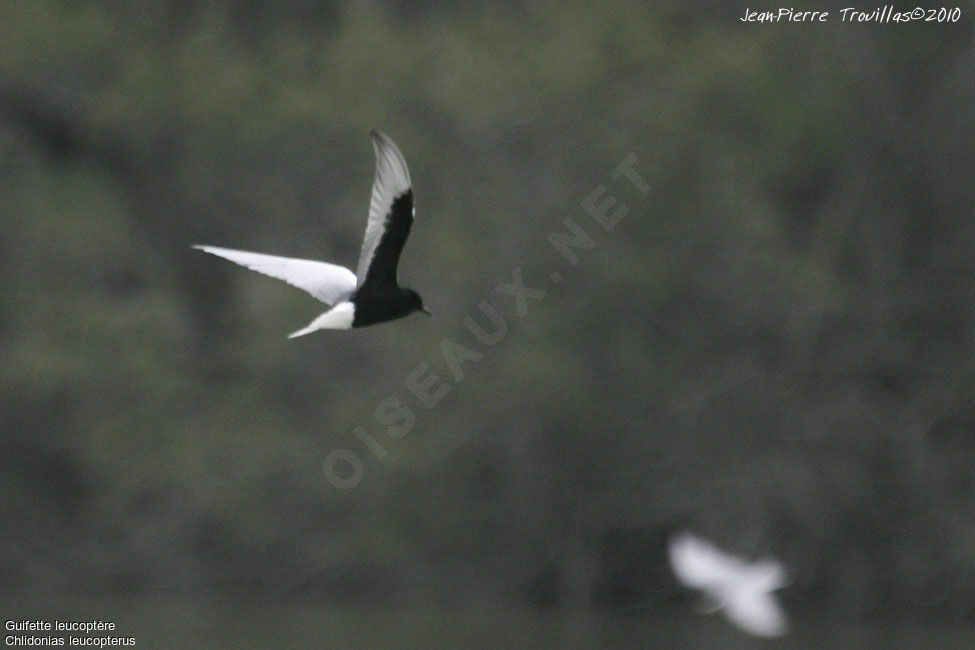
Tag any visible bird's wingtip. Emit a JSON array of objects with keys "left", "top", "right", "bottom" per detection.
[{"left": 370, "top": 129, "right": 394, "bottom": 145}]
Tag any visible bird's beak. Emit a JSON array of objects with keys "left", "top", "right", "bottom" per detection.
[{"left": 420, "top": 307, "right": 432, "bottom": 316}]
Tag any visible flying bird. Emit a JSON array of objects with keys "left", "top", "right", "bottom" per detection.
[
  {"left": 668, "top": 531, "right": 788, "bottom": 638},
  {"left": 194, "top": 130, "right": 429, "bottom": 337}
]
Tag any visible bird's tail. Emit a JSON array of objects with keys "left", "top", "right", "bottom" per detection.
[
  {"left": 288, "top": 302, "right": 355, "bottom": 338},
  {"left": 288, "top": 322, "right": 320, "bottom": 339}
]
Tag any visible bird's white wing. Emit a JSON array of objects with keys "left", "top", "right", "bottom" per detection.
[
  {"left": 724, "top": 590, "right": 788, "bottom": 638},
  {"left": 668, "top": 532, "right": 745, "bottom": 589},
  {"left": 355, "top": 130, "right": 412, "bottom": 285},
  {"left": 194, "top": 245, "right": 356, "bottom": 306}
]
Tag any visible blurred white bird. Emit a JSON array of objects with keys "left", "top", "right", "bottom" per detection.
[{"left": 668, "top": 531, "right": 788, "bottom": 638}]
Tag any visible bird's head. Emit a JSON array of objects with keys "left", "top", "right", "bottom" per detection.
[{"left": 407, "top": 289, "right": 431, "bottom": 317}]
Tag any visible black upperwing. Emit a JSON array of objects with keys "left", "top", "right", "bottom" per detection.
[{"left": 359, "top": 189, "right": 414, "bottom": 290}]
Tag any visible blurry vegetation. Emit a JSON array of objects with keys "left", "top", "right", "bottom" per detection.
[{"left": 1, "top": 0, "right": 974, "bottom": 626}]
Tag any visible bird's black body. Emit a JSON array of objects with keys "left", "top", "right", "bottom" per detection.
[{"left": 352, "top": 287, "right": 425, "bottom": 327}]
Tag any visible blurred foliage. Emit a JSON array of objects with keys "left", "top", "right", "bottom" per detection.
[{"left": 1, "top": 0, "right": 974, "bottom": 626}]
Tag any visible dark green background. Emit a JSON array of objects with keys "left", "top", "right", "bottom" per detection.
[{"left": 2, "top": 1, "right": 973, "bottom": 646}]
